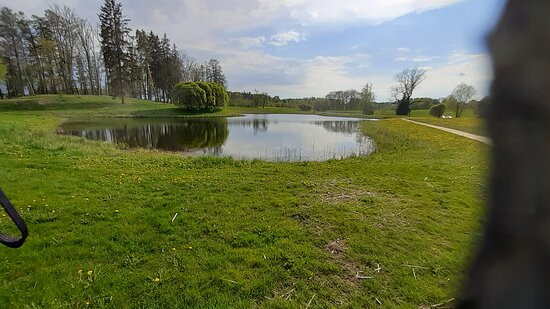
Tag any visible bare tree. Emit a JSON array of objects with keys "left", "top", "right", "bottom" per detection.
[
  {"left": 451, "top": 83, "right": 477, "bottom": 118},
  {"left": 391, "top": 67, "right": 426, "bottom": 115},
  {"left": 45, "top": 5, "right": 80, "bottom": 94},
  {"left": 360, "top": 83, "right": 375, "bottom": 115},
  {"left": 75, "top": 18, "right": 101, "bottom": 95},
  {"left": 180, "top": 52, "right": 196, "bottom": 83}
]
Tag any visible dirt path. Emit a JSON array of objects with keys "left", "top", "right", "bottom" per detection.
[{"left": 402, "top": 118, "right": 492, "bottom": 145}]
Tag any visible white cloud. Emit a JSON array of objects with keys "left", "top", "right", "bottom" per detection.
[
  {"left": 230, "top": 36, "right": 266, "bottom": 49},
  {"left": 416, "top": 53, "right": 492, "bottom": 99},
  {"left": 1, "top": 0, "right": 487, "bottom": 100},
  {"left": 287, "top": 0, "right": 465, "bottom": 24},
  {"left": 395, "top": 55, "right": 440, "bottom": 62},
  {"left": 269, "top": 31, "right": 303, "bottom": 46},
  {"left": 238, "top": 52, "right": 491, "bottom": 100}
]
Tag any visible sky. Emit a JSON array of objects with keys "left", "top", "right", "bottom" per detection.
[{"left": 3, "top": 0, "right": 506, "bottom": 100}]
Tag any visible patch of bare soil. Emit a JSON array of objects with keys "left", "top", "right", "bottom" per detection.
[
  {"left": 326, "top": 238, "right": 347, "bottom": 255},
  {"left": 316, "top": 178, "right": 376, "bottom": 205}
]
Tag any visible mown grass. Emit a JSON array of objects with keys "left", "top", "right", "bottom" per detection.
[
  {"left": 411, "top": 117, "right": 486, "bottom": 137},
  {"left": 0, "top": 95, "right": 488, "bottom": 308}
]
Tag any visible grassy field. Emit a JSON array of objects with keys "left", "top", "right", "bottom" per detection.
[
  {"left": 411, "top": 118, "right": 486, "bottom": 137},
  {"left": 0, "top": 95, "right": 488, "bottom": 308}
]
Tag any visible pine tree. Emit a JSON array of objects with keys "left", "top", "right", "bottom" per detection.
[
  {"left": 206, "top": 59, "right": 226, "bottom": 87},
  {"left": 99, "top": 0, "right": 132, "bottom": 103}
]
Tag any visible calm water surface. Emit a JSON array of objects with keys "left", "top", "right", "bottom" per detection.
[{"left": 59, "top": 114, "right": 375, "bottom": 161}]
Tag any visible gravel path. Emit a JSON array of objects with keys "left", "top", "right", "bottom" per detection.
[{"left": 402, "top": 118, "right": 492, "bottom": 145}]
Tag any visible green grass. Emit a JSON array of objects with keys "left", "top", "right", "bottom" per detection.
[
  {"left": 411, "top": 117, "right": 486, "bottom": 137},
  {"left": 0, "top": 95, "right": 488, "bottom": 308}
]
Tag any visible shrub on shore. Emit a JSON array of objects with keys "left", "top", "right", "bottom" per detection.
[{"left": 172, "top": 82, "right": 228, "bottom": 110}]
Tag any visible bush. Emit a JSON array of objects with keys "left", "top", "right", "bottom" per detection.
[
  {"left": 172, "top": 82, "right": 228, "bottom": 110},
  {"left": 299, "top": 104, "right": 312, "bottom": 111},
  {"left": 429, "top": 103, "right": 447, "bottom": 118},
  {"left": 362, "top": 103, "right": 374, "bottom": 115},
  {"left": 210, "top": 83, "right": 229, "bottom": 108},
  {"left": 195, "top": 82, "right": 216, "bottom": 107}
]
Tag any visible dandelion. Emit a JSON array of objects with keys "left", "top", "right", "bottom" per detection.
[
  {"left": 188, "top": 246, "right": 193, "bottom": 250},
  {"left": 87, "top": 270, "right": 93, "bottom": 276},
  {"left": 172, "top": 247, "right": 176, "bottom": 251},
  {"left": 115, "top": 210, "right": 119, "bottom": 213},
  {"left": 86, "top": 301, "right": 90, "bottom": 305},
  {"left": 153, "top": 277, "right": 160, "bottom": 283}
]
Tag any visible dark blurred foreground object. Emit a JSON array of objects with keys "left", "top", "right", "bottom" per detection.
[
  {"left": 0, "top": 189, "right": 28, "bottom": 248},
  {"left": 459, "top": 1, "right": 550, "bottom": 308}
]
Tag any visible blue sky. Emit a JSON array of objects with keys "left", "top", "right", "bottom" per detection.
[{"left": 5, "top": 0, "right": 506, "bottom": 100}]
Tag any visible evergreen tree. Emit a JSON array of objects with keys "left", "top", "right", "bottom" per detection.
[
  {"left": 206, "top": 59, "right": 226, "bottom": 87},
  {"left": 99, "top": 0, "right": 132, "bottom": 103}
]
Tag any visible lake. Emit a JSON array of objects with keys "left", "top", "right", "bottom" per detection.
[{"left": 59, "top": 114, "right": 375, "bottom": 162}]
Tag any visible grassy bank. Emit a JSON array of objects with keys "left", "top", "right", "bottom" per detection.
[{"left": 0, "top": 95, "right": 488, "bottom": 308}]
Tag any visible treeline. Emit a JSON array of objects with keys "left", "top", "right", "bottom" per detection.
[
  {"left": 229, "top": 84, "right": 377, "bottom": 114},
  {"left": 228, "top": 91, "right": 284, "bottom": 108},
  {"left": 0, "top": 1, "right": 226, "bottom": 102},
  {"left": 229, "top": 83, "right": 488, "bottom": 118}
]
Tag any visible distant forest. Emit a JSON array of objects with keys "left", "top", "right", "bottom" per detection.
[{"left": 0, "top": 1, "right": 226, "bottom": 102}]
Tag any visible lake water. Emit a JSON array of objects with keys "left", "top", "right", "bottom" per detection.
[{"left": 59, "top": 114, "right": 375, "bottom": 162}]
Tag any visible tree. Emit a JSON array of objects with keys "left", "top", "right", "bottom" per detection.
[
  {"left": 0, "top": 7, "right": 32, "bottom": 96},
  {"left": 0, "top": 58, "right": 6, "bottom": 98},
  {"left": 360, "top": 83, "right": 375, "bottom": 115},
  {"left": 75, "top": 18, "right": 101, "bottom": 95},
  {"left": 450, "top": 83, "right": 477, "bottom": 118},
  {"left": 206, "top": 59, "right": 226, "bottom": 87},
  {"left": 99, "top": 0, "right": 132, "bottom": 104},
  {"left": 44, "top": 6, "right": 81, "bottom": 95},
  {"left": 391, "top": 67, "right": 426, "bottom": 115},
  {"left": 326, "top": 90, "right": 360, "bottom": 110},
  {"left": 429, "top": 103, "right": 447, "bottom": 118}
]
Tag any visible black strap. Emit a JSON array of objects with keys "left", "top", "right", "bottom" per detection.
[{"left": 0, "top": 189, "right": 28, "bottom": 248}]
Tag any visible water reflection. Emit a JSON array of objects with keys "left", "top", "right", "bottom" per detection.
[
  {"left": 60, "top": 118, "right": 228, "bottom": 151},
  {"left": 60, "top": 114, "right": 376, "bottom": 161},
  {"left": 316, "top": 121, "right": 360, "bottom": 134}
]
